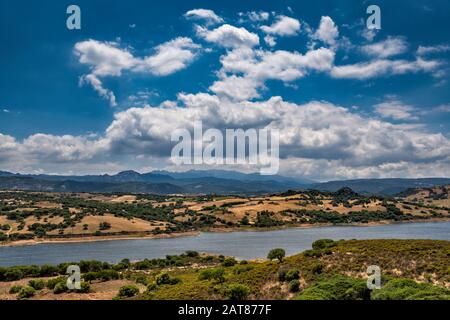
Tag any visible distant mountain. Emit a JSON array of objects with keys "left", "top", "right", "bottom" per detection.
[
  {"left": 154, "top": 169, "right": 315, "bottom": 185},
  {"left": 0, "top": 170, "right": 449, "bottom": 196},
  {"left": 0, "top": 170, "right": 310, "bottom": 195},
  {"left": 313, "top": 178, "right": 450, "bottom": 196}
]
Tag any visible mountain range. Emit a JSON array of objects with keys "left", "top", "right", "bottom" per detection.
[{"left": 0, "top": 170, "right": 449, "bottom": 196}]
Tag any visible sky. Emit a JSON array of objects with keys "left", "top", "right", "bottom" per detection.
[{"left": 0, "top": 0, "right": 449, "bottom": 181}]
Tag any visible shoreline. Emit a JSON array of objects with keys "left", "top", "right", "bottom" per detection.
[{"left": 1, "top": 218, "right": 449, "bottom": 248}]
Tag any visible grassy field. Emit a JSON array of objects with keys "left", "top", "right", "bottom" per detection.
[{"left": 1, "top": 239, "right": 449, "bottom": 300}]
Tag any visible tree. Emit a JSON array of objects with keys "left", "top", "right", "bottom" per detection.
[
  {"left": 267, "top": 248, "right": 285, "bottom": 263},
  {"left": 118, "top": 285, "right": 139, "bottom": 298},
  {"left": 227, "top": 284, "right": 250, "bottom": 300}
]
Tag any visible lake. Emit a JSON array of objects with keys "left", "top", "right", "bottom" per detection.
[{"left": 1, "top": 221, "right": 449, "bottom": 267}]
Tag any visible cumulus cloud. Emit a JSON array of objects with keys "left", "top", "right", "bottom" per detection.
[
  {"left": 374, "top": 100, "right": 418, "bottom": 121},
  {"left": 75, "top": 38, "right": 200, "bottom": 105},
  {"left": 184, "top": 9, "right": 223, "bottom": 25},
  {"left": 2, "top": 94, "right": 450, "bottom": 179},
  {"left": 331, "top": 57, "right": 440, "bottom": 79},
  {"left": 260, "top": 15, "right": 300, "bottom": 36},
  {"left": 313, "top": 16, "right": 339, "bottom": 46},
  {"left": 417, "top": 44, "right": 450, "bottom": 56},
  {"left": 361, "top": 37, "right": 408, "bottom": 58},
  {"left": 196, "top": 24, "right": 259, "bottom": 48},
  {"left": 213, "top": 46, "right": 335, "bottom": 100},
  {"left": 246, "top": 11, "right": 270, "bottom": 22}
]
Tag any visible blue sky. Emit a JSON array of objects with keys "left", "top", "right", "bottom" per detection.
[{"left": 0, "top": 0, "right": 449, "bottom": 180}]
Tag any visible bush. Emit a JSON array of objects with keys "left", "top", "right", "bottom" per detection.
[
  {"left": 312, "top": 263, "right": 324, "bottom": 274},
  {"left": 285, "top": 269, "right": 300, "bottom": 281},
  {"left": 147, "top": 282, "right": 158, "bottom": 292},
  {"left": 296, "top": 275, "right": 369, "bottom": 300},
  {"left": 222, "top": 258, "right": 237, "bottom": 267},
  {"left": 118, "top": 285, "right": 139, "bottom": 298},
  {"left": 371, "top": 278, "right": 450, "bottom": 300},
  {"left": 18, "top": 286, "right": 36, "bottom": 299},
  {"left": 278, "top": 269, "right": 287, "bottom": 282},
  {"left": 199, "top": 268, "right": 225, "bottom": 283},
  {"left": 267, "top": 248, "right": 285, "bottom": 263},
  {"left": 4, "top": 269, "right": 23, "bottom": 281},
  {"left": 289, "top": 280, "right": 300, "bottom": 293},
  {"left": 312, "top": 239, "right": 337, "bottom": 251},
  {"left": 28, "top": 279, "right": 45, "bottom": 290},
  {"left": 77, "top": 281, "right": 91, "bottom": 293},
  {"left": 155, "top": 272, "right": 181, "bottom": 285},
  {"left": 46, "top": 277, "right": 66, "bottom": 290},
  {"left": 185, "top": 250, "right": 199, "bottom": 257},
  {"left": 53, "top": 282, "right": 68, "bottom": 294},
  {"left": 226, "top": 284, "right": 250, "bottom": 300},
  {"left": 9, "top": 285, "right": 23, "bottom": 294}
]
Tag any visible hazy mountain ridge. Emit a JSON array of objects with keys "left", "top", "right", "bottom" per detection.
[{"left": 0, "top": 170, "right": 449, "bottom": 195}]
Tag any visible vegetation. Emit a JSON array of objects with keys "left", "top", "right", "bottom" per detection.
[
  {"left": 1, "top": 186, "right": 447, "bottom": 243},
  {"left": 267, "top": 248, "right": 285, "bottom": 263}
]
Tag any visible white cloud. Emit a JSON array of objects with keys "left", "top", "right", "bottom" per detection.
[
  {"left": 260, "top": 15, "right": 300, "bottom": 36},
  {"left": 2, "top": 94, "right": 450, "bottom": 179},
  {"left": 417, "top": 44, "right": 450, "bottom": 56},
  {"left": 313, "top": 16, "right": 339, "bottom": 46},
  {"left": 75, "top": 38, "right": 200, "bottom": 105},
  {"left": 79, "top": 74, "right": 117, "bottom": 107},
  {"left": 74, "top": 40, "right": 136, "bottom": 77},
  {"left": 197, "top": 24, "right": 259, "bottom": 48},
  {"left": 213, "top": 46, "right": 335, "bottom": 100},
  {"left": 374, "top": 100, "right": 418, "bottom": 121},
  {"left": 361, "top": 37, "right": 408, "bottom": 58},
  {"left": 247, "top": 11, "right": 270, "bottom": 22},
  {"left": 184, "top": 9, "right": 223, "bottom": 25},
  {"left": 331, "top": 57, "right": 440, "bottom": 80},
  {"left": 138, "top": 37, "right": 201, "bottom": 76},
  {"left": 264, "top": 35, "right": 276, "bottom": 47}
]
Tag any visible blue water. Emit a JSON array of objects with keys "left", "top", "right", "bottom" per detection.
[{"left": 0, "top": 221, "right": 449, "bottom": 267}]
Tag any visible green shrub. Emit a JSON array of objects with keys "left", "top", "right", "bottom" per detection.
[
  {"left": 18, "top": 286, "right": 36, "bottom": 299},
  {"left": 278, "top": 269, "right": 287, "bottom": 282},
  {"left": 312, "top": 239, "right": 337, "bottom": 251},
  {"left": 289, "top": 280, "right": 300, "bottom": 293},
  {"left": 285, "top": 269, "right": 300, "bottom": 281},
  {"left": 46, "top": 277, "right": 66, "bottom": 290},
  {"left": 77, "top": 281, "right": 91, "bottom": 293},
  {"left": 199, "top": 268, "right": 225, "bottom": 283},
  {"left": 312, "top": 263, "right": 324, "bottom": 274},
  {"left": 28, "top": 279, "right": 45, "bottom": 290},
  {"left": 371, "top": 278, "right": 450, "bottom": 300},
  {"left": 53, "top": 282, "right": 68, "bottom": 294},
  {"left": 155, "top": 272, "right": 181, "bottom": 285},
  {"left": 222, "top": 258, "right": 237, "bottom": 267},
  {"left": 147, "top": 282, "right": 158, "bottom": 292},
  {"left": 226, "top": 284, "right": 250, "bottom": 300},
  {"left": 296, "top": 275, "right": 369, "bottom": 300},
  {"left": 118, "top": 285, "right": 139, "bottom": 298},
  {"left": 9, "top": 285, "right": 23, "bottom": 294}
]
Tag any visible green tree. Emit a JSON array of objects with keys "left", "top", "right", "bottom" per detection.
[
  {"left": 118, "top": 285, "right": 139, "bottom": 298},
  {"left": 267, "top": 248, "right": 285, "bottom": 263}
]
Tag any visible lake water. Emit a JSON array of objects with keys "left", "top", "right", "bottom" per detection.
[{"left": 1, "top": 221, "right": 449, "bottom": 267}]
